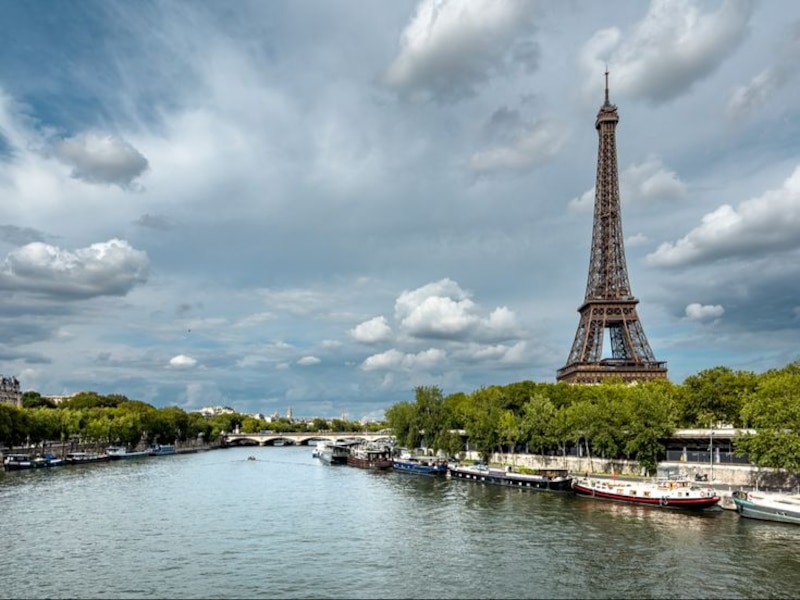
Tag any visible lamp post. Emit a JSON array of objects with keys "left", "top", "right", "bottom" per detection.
[{"left": 709, "top": 429, "right": 714, "bottom": 481}]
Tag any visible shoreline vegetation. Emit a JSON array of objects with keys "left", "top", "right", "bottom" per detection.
[{"left": 2, "top": 362, "right": 799, "bottom": 485}]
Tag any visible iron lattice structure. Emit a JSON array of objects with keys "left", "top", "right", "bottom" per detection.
[{"left": 557, "top": 75, "right": 667, "bottom": 384}]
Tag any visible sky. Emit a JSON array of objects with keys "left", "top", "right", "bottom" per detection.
[{"left": 0, "top": 0, "right": 798, "bottom": 421}]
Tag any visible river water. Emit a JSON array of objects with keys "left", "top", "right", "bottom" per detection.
[{"left": 1, "top": 445, "right": 798, "bottom": 599}]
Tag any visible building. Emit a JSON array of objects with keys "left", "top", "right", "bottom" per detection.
[{"left": 0, "top": 376, "right": 22, "bottom": 408}]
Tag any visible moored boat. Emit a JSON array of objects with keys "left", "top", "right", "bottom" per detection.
[
  {"left": 318, "top": 442, "right": 352, "bottom": 465},
  {"left": 149, "top": 444, "right": 176, "bottom": 456},
  {"left": 448, "top": 462, "right": 573, "bottom": 492},
  {"left": 732, "top": 489, "right": 800, "bottom": 525},
  {"left": 347, "top": 444, "right": 393, "bottom": 470},
  {"left": 3, "top": 453, "right": 35, "bottom": 471},
  {"left": 64, "top": 451, "right": 110, "bottom": 465},
  {"left": 392, "top": 453, "right": 448, "bottom": 476},
  {"left": 107, "top": 446, "right": 150, "bottom": 460},
  {"left": 572, "top": 475, "right": 720, "bottom": 509},
  {"left": 3, "top": 453, "right": 65, "bottom": 470}
]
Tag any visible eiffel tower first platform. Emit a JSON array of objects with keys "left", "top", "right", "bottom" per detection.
[{"left": 557, "top": 73, "right": 667, "bottom": 384}]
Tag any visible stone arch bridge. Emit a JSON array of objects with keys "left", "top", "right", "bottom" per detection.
[{"left": 221, "top": 431, "right": 394, "bottom": 447}]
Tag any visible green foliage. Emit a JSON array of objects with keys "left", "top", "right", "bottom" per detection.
[
  {"left": 22, "top": 391, "right": 56, "bottom": 409},
  {"left": 678, "top": 366, "right": 757, "bottom": 427},
  {"left": 385, "top": 401, "right": 417, "bottom": 449},
  {"left": 735, "top": 364, "right": 800, "bottom": 470}
]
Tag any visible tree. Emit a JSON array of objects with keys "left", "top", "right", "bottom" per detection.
[
  {"left": 679, "top": 366, "right": 757, "bottom": 427},
  {"left": 622, "top": 385, "right": 676, "bottom": 474},
  {"left": 23, "top": 391, "right": 56, "bottom": 409},
  {"left": 385, "top": 401, "right": 417, "bottom": 450},
  {"left": 520, "top": 393, "right": 558, "bottom": 455},
  {"left": 736, "top": 367, "right": 800, "bottom": 470},
  {"left": 462, "top": 386, "right": 503, "bottom": 462}
]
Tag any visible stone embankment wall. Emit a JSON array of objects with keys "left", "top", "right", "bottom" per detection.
[{"left": 466, "top": 451, "right": 800, "bottom": 491}]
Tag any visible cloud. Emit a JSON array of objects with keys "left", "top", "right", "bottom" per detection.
[
  {"left": 350, "top": 316, "right": 392, "bottom": 344},
  {"left": 568, "top": 156, "right": 685, "bottom": 213},
  {"left": 134, "top": 214, "right": 175, "bottom": 231},
  {"left": 625, "top": 233, "right": 648, "bottom": 247},
  {"left": 646, "top": 165, "right": 800, "bottom": 267},
  {"left": 361, "top": 348, "right": 447, "bottom": 372},
  {"left": 727, "top": 21, "right": 800, "bottom": 120},
  {"left": 580, "top": 0, "right": 754, "bottom": 104},
  {"left": 55, "top": 131, "right": 149, "bottom": 188},
  {"left": 685, "top": 302, "right": 725, "bottom": 321},
  {"left": 0, "top": 225, "right": 47, "bottom": 246},
  {"left": 0, "top": 238, "right": 149, "bottom": 299},
  {"left": 169, "top": 354, "right": 197, "bottom": 368},
  {"left": 623, "top": 156, "right": 686, "bottom": 203},
  {"left": 470, "top": 118, "right": 569, "bottom": 175},
  {"left": 297, "top": 356, "right": 321, "bottom": 366},
  {"left": 393, "top": 278, "right": 517, "bottom": 341},
  {"left": 384, "top": 0, "right": 538, "bottom": 102}
]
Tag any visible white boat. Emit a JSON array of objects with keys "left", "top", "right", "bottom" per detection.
[
  {"left": 318, "top": 442, "right": 350, "bottom": 465},
  {"left": 312, "top": 441, "right": 326, "bottom": 458},
  {"left": 732, "top": 489, "right": 800, "bottom": 525},
  {"left": 107, "top": 446, "right": 150, "bottom": 460},
  {"left": 573, "top": 475, "right": 720, "bottom": 510}
]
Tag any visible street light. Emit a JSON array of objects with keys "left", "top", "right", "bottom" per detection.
[{"left": 709, "top": 429, "right": 714, "bottom": 481}]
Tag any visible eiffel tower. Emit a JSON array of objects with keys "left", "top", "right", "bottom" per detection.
[{"left": 557, "top": 72, "right": 667, "bottom": 384}]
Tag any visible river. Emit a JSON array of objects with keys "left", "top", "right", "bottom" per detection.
[{"left": 1, "top": 445, "right": 798, "bottom": 599}]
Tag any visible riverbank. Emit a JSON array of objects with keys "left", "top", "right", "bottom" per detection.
[{"left": 476, "top": 451, "right": 800, "bottom": 492}]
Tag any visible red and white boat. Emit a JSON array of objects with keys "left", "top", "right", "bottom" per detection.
[{"left": 573, "top": 475, "right": 720, "bottom": 510}]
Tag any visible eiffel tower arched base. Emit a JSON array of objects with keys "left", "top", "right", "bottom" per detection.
[{"left": 557, "top": 361, "right": 668, "bottom": 384}]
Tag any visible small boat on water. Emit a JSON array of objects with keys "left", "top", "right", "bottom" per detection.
[
  {"left": 572, "top": 475, "right": 720, "bottom": 510},
  {"left": 3, "top": 453, "right": 35, "bottom": 471},
  {"left": 319, "top": 442, "right": 352, "bottom": 465},
  {"left": 392, "top": 452, "right": 448, "bottom": 476},
  {"left": 149, "top": 444, "right": 176, "bottom": 456},
  {"left": 732, "top": 489, "right": 800, "bottom": 525},
  {"left": 448, "top": 462, "right": 573, "bottom": 492},
  {"left": 106, "top": 446, "right": 150, "bottom": 460},
  {"left": 64, "top": 452, "right": 110, "bottom": 465},
  {"left": 3, "top": 453, "right": 65, "bottom": 471},
  {"left": 347, "top": 444, "right": 393, "bottom": 470}
]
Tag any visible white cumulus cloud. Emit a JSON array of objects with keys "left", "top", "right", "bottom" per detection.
[
  {"left": 647, "top": 165, "right": 800, "bottom": 267},
  {"left": 361, "top": 348, "right": 446, "bottom": 372},
  {"left": 349, "top": 316, "right": 392, "bottom": 344},
  {"left": 0, "top": 238, "right": 149, "bottom": 299},
  {"left": 297, "top": 356, "right": 321, "bottom": 366},
  {"left": 685, "top": 303, "right": 725, "bottom": 321},
  {"left": 169, "top": 354, "right": 197, "bottom": 368}
]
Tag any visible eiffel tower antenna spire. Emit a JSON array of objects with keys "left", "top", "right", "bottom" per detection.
[{"left": 557, "top": 71, "right": 667, "bottom": 384}]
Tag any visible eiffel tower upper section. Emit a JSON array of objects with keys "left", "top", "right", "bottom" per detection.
[{"left": 557, "top": 72, "right": 667, "bottom": 384}]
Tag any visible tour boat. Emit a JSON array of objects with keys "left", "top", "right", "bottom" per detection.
[
  {"left": 732, "top": 489, "right": 800, "bottom": 525},
  {"left": 319, "top": 442, "right": 351, "bottom": 465},
  {"left": 448, "top": 462, "right": 573, "bottom": 492},
  {"left": 572, "top": 475, "right": 720, "bottom": 509}
]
